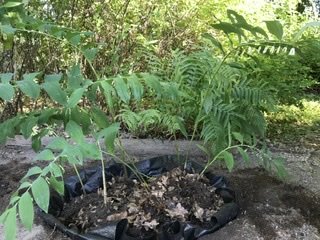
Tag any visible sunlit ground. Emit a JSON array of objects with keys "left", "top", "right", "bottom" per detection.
[{"left": 267, "top": 96, "right": 320, "bottom": 149}]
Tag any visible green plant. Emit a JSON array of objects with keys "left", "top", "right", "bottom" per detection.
[{"left": 0, "top": 2, "right": 180, "bottom": 239}]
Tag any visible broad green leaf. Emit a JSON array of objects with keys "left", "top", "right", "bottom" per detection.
[
  {"left": 20, "top": 116, "right": 38, "bottom": 138},
  {"left": 31, "top": 177, "right": 50, "bottom": 213},
  {"left": 91, "top": 107, "right": 109, "bottom": 129},
  {"left": 1, "top": 1, "right": 23, "bottom": 8},
  {"left": 232, "top": 132, "right": 244, "bottom": 144},
  {"left": 67, "top": 88, "right": 85, "bottom": 108},
  {"left": 19, "top": 192, "right": 34, "bottom": 230},
  {"left": 23, "top": 166, "right": 42, "bottom": 179},
  {"left": 66, "top": 32, "right": 81, "bottom": 45},
  {"left": 0, "top": 83, "right": 14, "bottom": 101},
  {"left": 49, "top": 176, "right": 64, "bottom": 195},
  {"left": 4, "top": 207, "right": 16, "bottom": 240},
  {"left": 60, "top": 144, "right": 83, "bottom": 164},
  {"left": 18, "top": 182, "right": 31, "bottom": 190},
  {"left": 49, "top": 162, "right": 63, "bottom": 177},
  {"left": 82, "top": 48, "right": 98, "bottom": 62},
  {"left": 44, "top": 73, "right": 62, "bottom": 83},
  {"left": 222, "top": 151, "right": 234, "bottom": 172},
  {"left": 0, "top": 209, "right": 9, "bottom": 223},
  {"left": 79, "top": 142, "right": 100, "bottom": 159},
  {"left": 99, "top": 123, "right": 120, "bottom": 154},
  {"left": 237, "top": 147, "right": 250, "bottom": 164},
  {"left": 70, "top": 107, "right": 91, "bottom": 134},
  {"left": 42, "top": 81, "right": 67, "bottom": 105},
  {"left": 66, "top": 120, "right": 84, "bottom": 143},
  {"left": 114, "top": 76, "right": 130, "bottom": 103},
  {"left": 0, "top": 73, "right": 13, "bottom": 84},
  {"left": 17, "top": 72, "right": 41, "bottom": 99},
  {"left": 37, "top": 108, "right": 57, "bottom": 124},
  {"left": 67, "top": 65, "right": 84, "bottom": 90},
  {"left": 34, "top": 149, "right": 55, "bottom": 161},
  {"left": 47, "top": 137, "right": 68, "bottom": 150},
  {"left": 17, "top": 79, "right": 40, "bottom": 99},
  {"left": 265, "top": 20, "right": 283, "bottom": 40},
  {"left": 128, "top": 74, "right": 144, "bottom": 101}
]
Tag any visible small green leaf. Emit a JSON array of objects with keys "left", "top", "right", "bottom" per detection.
[
  {"left": 114, "top": 76, "right": 130, "bottom": 103},
  {"left": 100, "top": 81, "right": 115, "bottom": 113},
  {"left": 9, "top": 195, "right": 20, "bottom": 205},
  {"left": 18, "top": 182, "right": 31, "bottom": 190},
  {"left": 31, "top": 177, "right": 50, "bottom": 213},
  {"left": 202, "top": 33, "right": 225, "bottom": 54},
  {"left": 67, "top": 65, "right": 84, "bottom": 90},
  {"left": 232, "top": 132, "right": 244, "bottom": 144},
  {"left": 222, "top": 151, "right": 234, "bottom": 172},
  {"left": 19, "top": 192, "right": 34, "bottom": 230},
  {"left": 66, "top": 32, "right": 81, "bottom": 45},
  {"left": 203, "top": 91, "right": 213, "bottom": 113},
  {"left": 23, "top": 166, "right": 42, "bottom": 179},
  {"left": 237, "top": 147, "right": 250, "bottom": 164},
  {"left": 49, "top": 176, "right": 64, "bottom": 195},
  {"left": 60, "top": 144, "right": 83, "bottom": 164},
  {"left": 1, "top": 1, "right": 23, "bottom": 8},
  {"left": 34, "top": 149, "right": 55, "bottom": 161},
  {"left": 82, "top": 48, "right": 98, "bottom": 62},
  {"left": 44, "top": 73, "right": 62, "bottom": 83},
  {"left": 128, "top": 74, "right": 144, "bottom": 101},
  {"left": 91, "top": 107, "right": 109, "bottom": 129},
  {"left": 47, "top": 137, "right": 68, "bottom": 150},
  {"left": 79, "top": 142, "right": 100, "bottom": 159},
  {"left": 49, "top": 162, "right": 63, "bottom": 177},
  {"left": 0, "top": 73, "right": 13, "bottom": 84},
  {"left": 20, "top": 116, "right": 38, "bottom": 138},
  {"left": 66, "top": 120, "right": 84, "bottom": 143},
  {"left": 265, "top": 20, "right": 283, "bottom": 40},
  {"left": 142, "top": 73, "right": 162, "bottom": 94},
  {"left": 0, "top": 83, "right": 14, "bottom": 101},
  {"left": 31, "top": 129, "right": 49, "bottom": 152},
  {"left": 99, "top": 123, "right": 120, "bottom": 154},
  {"left": 67, "top": 88, "right": 85, "bottom": 108},
  {"left": 4, "top": 207, "right": 16, "bottom": 240}
]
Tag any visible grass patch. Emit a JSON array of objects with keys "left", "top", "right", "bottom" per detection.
[{"left": 266, "top": 96, "right": 320, "bottom": 149}]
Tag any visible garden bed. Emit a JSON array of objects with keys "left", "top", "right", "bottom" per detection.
[{"left": 39, "top": 156, "right": 239, "bottom": 240}]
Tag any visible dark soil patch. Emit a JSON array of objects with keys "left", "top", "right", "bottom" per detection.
[
  {"left": 0, "top": 160, "right": 33, "bottom": 213},
  {"left": 59, "top": 167, "right": 224, "bottom": 236},
  {"left": 226, "top": 168, "right": 320, "bottom": 240}
]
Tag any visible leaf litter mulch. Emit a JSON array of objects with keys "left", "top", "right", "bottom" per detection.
[{"left": 59, "top": 167, "right": 224, "bottom": 236}]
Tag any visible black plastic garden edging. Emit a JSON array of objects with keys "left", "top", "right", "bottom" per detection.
[{"left": 38, "top": 155, "right": 240, "bottom": 240}]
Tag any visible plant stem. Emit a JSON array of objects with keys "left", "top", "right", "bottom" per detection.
[
  {"left": 97, "top": 139, "right": 108, "bottom": 205},
  {"left": 72, "top": 164, "right": 86, "bottom": 195}
]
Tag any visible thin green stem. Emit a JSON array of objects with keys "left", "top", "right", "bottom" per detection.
[
  {"left": 72, "top": 164, "right": 86, "bottom": 195},
  {"left": 97, "top": 139, "right": 108, "bottom": 205}
]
